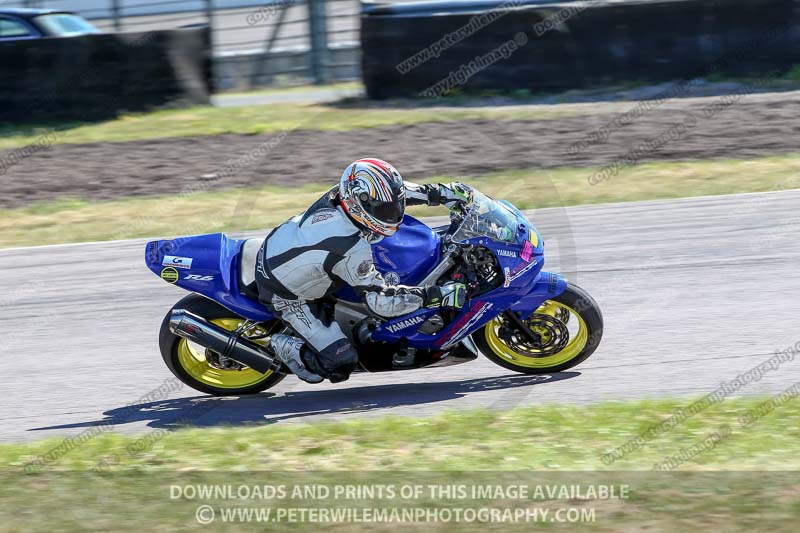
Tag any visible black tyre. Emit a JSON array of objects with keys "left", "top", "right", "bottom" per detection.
[
  {"left": 159, "top": 294, "right": 285, "bottom": 396},
  {"left": 473, "top": 283, "right": 603, "bottom": 374}
]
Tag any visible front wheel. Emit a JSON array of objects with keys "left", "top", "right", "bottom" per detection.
[
  {"left": 159, "top": 294, "right": 286, "bottom": 396},
  {"left": 473, "top": 283, "right": 603, "bottom": 374}
]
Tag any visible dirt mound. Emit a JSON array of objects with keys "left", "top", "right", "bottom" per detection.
[{"left": 2, "top": 90, "right": 799, "bottom": 209}]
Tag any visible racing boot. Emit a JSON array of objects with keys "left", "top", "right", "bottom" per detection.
[{"left": 269, "top": 333, "right": 323, "bottom": 384}]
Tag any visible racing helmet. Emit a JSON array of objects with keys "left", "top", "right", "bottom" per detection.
[{"left": 339, "top": 158, "right": 405, "bottom": 237}]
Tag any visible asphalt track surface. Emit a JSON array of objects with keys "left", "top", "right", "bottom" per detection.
[{"left": 2, "top": 189, "right": 800, "bottom": 443}]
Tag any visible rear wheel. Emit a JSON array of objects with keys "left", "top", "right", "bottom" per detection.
[
  {"left": 159, "top": 294, "right": 286, "bottom": 396},
  {"left": 473, "top": 283, "right": 603, "bottom": 374}
]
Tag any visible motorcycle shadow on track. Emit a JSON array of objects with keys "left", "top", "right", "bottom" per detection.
[{"left": 33, "top": 372, "right": 579, "bottom": 433}]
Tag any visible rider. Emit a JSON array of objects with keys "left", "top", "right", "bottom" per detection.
[{"left": 254, "top": 158, "right": 472, "bottom": 384}]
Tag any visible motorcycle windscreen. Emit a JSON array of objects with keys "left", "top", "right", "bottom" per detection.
[{"left": 336, "top": 215, "right": 441, "bottom": 302}]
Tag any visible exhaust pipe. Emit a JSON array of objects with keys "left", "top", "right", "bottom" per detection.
[{"left": 169, "top": 310, "right": 282, "bottom": 374}]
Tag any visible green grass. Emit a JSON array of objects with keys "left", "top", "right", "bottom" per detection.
[
  {"left": 0, "top": 101, "right": 578, "bottom": 150},
  {"left": 5, "top": 398, "right": 800, "bottom": 471},
  {"left": 1, "top": 153, "right": 798, "bottom": 249},
  {"left": 5, "top": 76, "right": 800, "bottom": 150},
  {"left": 2, "top": 398, "right": 800, "bottom": 530}
]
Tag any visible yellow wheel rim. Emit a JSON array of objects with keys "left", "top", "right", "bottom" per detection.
[
  {"left": 176, "top": 318, "right": 275, "bottom": 389},
  {"left": 484, "top": 301, "right": 588, "bottom": 369}
]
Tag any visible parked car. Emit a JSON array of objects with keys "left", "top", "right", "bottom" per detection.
[{"left": 0, "top": 8, "right": 99, "bottom": 41}]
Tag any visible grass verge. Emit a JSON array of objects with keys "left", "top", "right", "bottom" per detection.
[
  {"left": 5, "top": 398, "right": 800, "bottom": 471},
  {"left": 5, "top": 77, "right": 799, "bottom": 149},
  {"left": 1, "top": 153, "right": 798, "bottom": 249},
  {"left": 0, "top": 100, "right": 578, "bottom": 150},
  {"left": 2, "top": 397, "right": 799, "bottom": 530}
]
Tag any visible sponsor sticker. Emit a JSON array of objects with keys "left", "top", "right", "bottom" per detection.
[
  {"left": 521, "top": 241, "right": 534, "bottom": 262},
  {"left": 162, "top": 255, "right": 193, "bottom": 269},
  {"left": 160, "top": 267, "right": 179, "bottom": 284},
  {"left": 507, "top": 259, "right": 538, "bottom": 284},
  {"left": 438, "top": 301, "right": 494, "bottom": 348},
  {"left": 497, "top": 249, "right": 517, "bottom": 258}
]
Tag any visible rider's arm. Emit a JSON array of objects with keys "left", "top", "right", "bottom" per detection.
[
  {"left": 405, "top": 181, "right": 473, "bottom": 209},
  {"left": 330, "top": 239, "right": 463, "bottom": 318}
]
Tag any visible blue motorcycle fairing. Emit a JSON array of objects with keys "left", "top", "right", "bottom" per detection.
[
  {"left": 146, "top": 203, "right": 567, "bottom": 351},
  {"left": 336, "top": 214, "right": 441, "bottom": 302},
  {"left": 145, "top": 233, "right": 274, "bottom": 322},
  {"left": 374, "top": 271, "right": 567, "bottom": 350},
  {"left": 510, "top": 271, "right": 569, "bottom": 317},
  {"left": 371, "top": 232, "right": 566, "bottom": 349}
]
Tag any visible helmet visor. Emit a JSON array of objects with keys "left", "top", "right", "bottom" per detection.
[
  {"left": 369, "top": 202, "right": 403, "bottom": 224},
  {"left": 365, "top": 198, "right": 404, "bottom": 225}
]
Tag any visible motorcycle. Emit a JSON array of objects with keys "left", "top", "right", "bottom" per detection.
[{"left": 145, "top": 189, "right": 603, "bottom": 396}]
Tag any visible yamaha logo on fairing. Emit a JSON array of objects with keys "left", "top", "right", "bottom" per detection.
[
  {"left": 497, "top": 249, "right": 517, "bottom": 258},
  {"left": 387, "top": 315, "right": 424, "bottom": 333}
]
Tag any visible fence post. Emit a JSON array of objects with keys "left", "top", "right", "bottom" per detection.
[
  {"left": 204, "top": 0, "right": 215, "bottom": 47},
  {"left": 111, "top": 0, "right": 122, "bottom": 32},
  {"left": 308, "top": 0, "right": 329, "bottom": 85},
  {"left": 205, "top": 0, "right": 215, "bottom": 91},
  {"left": 251, "top": 3, "right": 291, "bottom": 88}
]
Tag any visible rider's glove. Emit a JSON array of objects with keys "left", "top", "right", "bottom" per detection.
[
  {"left": 441, "top": 182, "right": 473, "bottom": 210},
  {"left": 424, "top": 282, "right": 466, "bottom": 309},
  {"left": 429, "top": 182, "right": 473, "bottom": 211}
]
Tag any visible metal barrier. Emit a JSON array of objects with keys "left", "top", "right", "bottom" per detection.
[
  {"left": 361, "top": 0, "right": 800, "bottom": 99},
  {"left": 1, "top": 0, "right": 361, "bottom": 89},
  {"left": 0, "top": 26, "right": 211, "bottom": 121}
]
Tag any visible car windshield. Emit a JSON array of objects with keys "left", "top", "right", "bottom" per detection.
[
  {"left": 34, "top": 13, "right": 98, "bottom": 36},
  {"left": 450, "top": 191, "right": 520, "bottom": 244}
]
